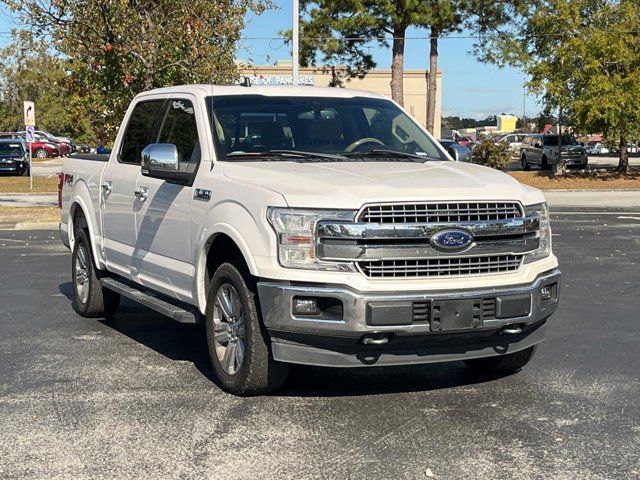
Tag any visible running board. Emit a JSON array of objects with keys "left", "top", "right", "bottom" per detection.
[{"left": 100, "top": 277, "right": 199, "bottom": 324}]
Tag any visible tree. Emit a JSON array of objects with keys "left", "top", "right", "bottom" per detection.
[
  {"left": 0, "top": 31, "right": 97, "bottom": 143},
  {"left": 483, "top": 0, "right": 640, "bottom": 173},
  {"left": 295, "top": 0, "right": 524, "bottom": 134},
  {"left": 6, "top": 0, "right": 271, "bottom": 141}
]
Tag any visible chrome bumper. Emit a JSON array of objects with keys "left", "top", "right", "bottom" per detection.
[{"left": 257, "top": 269, "right": 561, "bottom": 367}]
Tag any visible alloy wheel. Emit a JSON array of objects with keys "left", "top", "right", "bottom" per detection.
[
  {"left": 74, "top": 243, "right": 90, "bottom": 304},
  {"left": 212, "top": 283, "right": 246, "bottom": 375}
]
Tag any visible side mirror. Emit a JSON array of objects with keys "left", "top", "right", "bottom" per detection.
[
  {"left": 534, "top": 142, "right": 542, "bottom": 149},
  {"left": 141, "top": 143, "right": 190, "bottom": 183}
]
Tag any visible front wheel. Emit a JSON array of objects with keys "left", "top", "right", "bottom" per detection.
[
  {"left": 541, "top": 155, "right": 550, "bottom": 170},
  {"left": 34, "top": 148, "right": 48, "bottom": 159},
  {"left": 521, "top": 155, "right": 530, "bottom": 171},
  {"left": 205, "top": 262, "right": 289, "bottom": 396},
  {"left": 72, "top": 229, "right": 120, "bottom": 317},
  {"left": 464, "top": 346, "right": 537, "bottom": 372}
]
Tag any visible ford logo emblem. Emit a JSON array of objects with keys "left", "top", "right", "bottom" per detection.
[{"left": 430, "top": 229, "right": 474, "bottom": 251}]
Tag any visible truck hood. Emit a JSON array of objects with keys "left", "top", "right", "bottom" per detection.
[{"left": 221, "top": 160, "right": 545, "bottom": 208}]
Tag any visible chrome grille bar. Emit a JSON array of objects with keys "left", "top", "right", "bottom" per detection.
[
  {"left": 359, "top": 202, "right": 523, "bottom": 224},
  {"left": 359, "top": 255, "right": 523, "bottom": 278}
]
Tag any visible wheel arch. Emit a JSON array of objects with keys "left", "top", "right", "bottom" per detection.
[{"left": 68, "top": 185, "right": 103, "bottom": 269}]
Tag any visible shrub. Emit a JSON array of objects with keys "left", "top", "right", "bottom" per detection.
[{"left": 471, "top": 140, "right": 512, "bottom": 171}]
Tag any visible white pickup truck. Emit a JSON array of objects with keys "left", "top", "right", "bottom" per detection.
[{"left": 60, "top": 84, "right": 560, "bottom": 395}]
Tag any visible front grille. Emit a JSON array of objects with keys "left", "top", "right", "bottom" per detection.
[
  {"left": 359, "top": 202, "right": 522, "bottom": 224},
  {"left": 359, "top": 255, "right": 522, "bottom": 278}
]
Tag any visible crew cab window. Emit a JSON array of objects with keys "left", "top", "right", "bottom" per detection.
[
  {"left": 119, "top": 100, "right": 164, "bottom": 164},
  {"left": 156, "top": 99, "right": 201, "bottom": 168}
]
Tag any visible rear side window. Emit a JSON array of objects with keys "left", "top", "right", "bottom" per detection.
[
  {"left": 119, "top": 100, "right": 164, "bottom": 164},
  {"left": 156, "top": 99, "right": 201, "bottom": 167}
]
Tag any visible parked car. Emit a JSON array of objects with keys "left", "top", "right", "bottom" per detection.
[
  {"left": 439, "top": 139, "right": 472, "bottom": 162},
  {"left": 17, "top": 131, "right": 72, "bottom": 156},
  {"left": 499, "top": 133, "right": 531, "bottom": 154},
  {"left": 60, "top": 85, "right": 560, "bottom": 395},
  {"left": 520, "top": 134, "right": 588, "bottom": 170},
  {"left": 586, "top": 142, "right": 610, "bottom": 155},
  {"left": 455, "top": 135, "right": 473, "bottom": 147},
  {"left": 0, "top": 139, "right": 30, "bottom": 175},
  {"left": 74, "top": 143, "right": 92, "bottom": 154}
]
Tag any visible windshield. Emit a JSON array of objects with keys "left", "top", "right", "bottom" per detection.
[
  {"left": 207, "top": 95, "right": 447, "bottom": 161},
  {"left": 543, "top": 135, "right": 578, "bottom": 147},
  {"left": 0, "top": 142, "right": 25, "bottom": 156}
]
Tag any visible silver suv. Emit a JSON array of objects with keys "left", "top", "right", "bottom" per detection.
[{"left": 520, "top": 134, "right": 588, "bottom": 170}]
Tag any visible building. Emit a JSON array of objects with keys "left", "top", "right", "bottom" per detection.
[{"left": 238, "top": 61, "right": 442, "bottom": 138}]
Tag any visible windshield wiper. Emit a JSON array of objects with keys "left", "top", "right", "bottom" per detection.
[
  {"left": 225, "top": 150, "right": 349, "bottom": 161},
  {"left": 343, "top": 149, "right": 438, "bottom": 161}
]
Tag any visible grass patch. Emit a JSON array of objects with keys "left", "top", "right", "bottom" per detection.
[
  {"left": 509, "top": 170, "right": 640, "bottom": 190},
  {"left": 0, "top": 206, "right": 59, "bottom": 229},
  {"left": 0, "top": 176, "right": 58, "bottom": 193}
]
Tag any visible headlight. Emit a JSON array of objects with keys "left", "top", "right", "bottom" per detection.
[
  {"left": 267, "top": 207, "right": 356, "bottom": 270},
  {"left": 524, "top": 202, "right": 551, "bottom": 263}
]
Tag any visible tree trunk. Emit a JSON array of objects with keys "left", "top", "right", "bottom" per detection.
[
  {"left": 390, "top": 26, "right": 406, "bottom": 106},
  {"left": 619, "top": 135, "right": 629, "bottom": 174},
  {"left": 426, "top": 28, "right": 439, "bottom": 135}
]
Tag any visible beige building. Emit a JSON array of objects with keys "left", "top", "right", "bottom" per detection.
[{"left": 238, "top": 62, "right": 442, "bottom": 138}]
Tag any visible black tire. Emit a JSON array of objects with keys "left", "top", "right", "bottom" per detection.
[
  {"left": 464, "top": 345, "right": 537, "bottom": 372},
  {"left": 541, "top": 155, "right": 550, "bottom": 170},
  {"left": 34, "top": 148, "right": 48, "bottom": 159},
  {"left": 521, "top": 155, "right": 530, "bottom": 171},
  {"left": 72, "top": 229, "right": 120, "bottom": 318},
  {"left": 21, "top": 165, "right": 30, "bottom": 177},
  {"left": 205, "top": 262, "right": 289, "bottom": 396}
]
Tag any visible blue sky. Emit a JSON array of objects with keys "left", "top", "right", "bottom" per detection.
[{"left": 0, "top": 2, "right": 537, "bottom": 120}]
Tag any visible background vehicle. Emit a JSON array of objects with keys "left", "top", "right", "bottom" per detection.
[
  {"left": 439, "top": 138, "right": 472, "bottom": 162},
  {"left": 18, "top": 131, "right": 71, "bottom": 156},
  {"left": 0, "top": 139, "right": 30, "bottom": 175},
  {"left": 520, "top": 134, "right": 588, "bottom": 170},
  {"left": 74, "top": 143, "right": 92, "bottom": 154},
  {"left": 60, "top": 85, "right": 560, "bottom": 396},
  {"left": 499, "top": 133, "right": 531, "bottom": 154},
  {"left": 586, "top": 142, "right": 610, "bottom": 155}
]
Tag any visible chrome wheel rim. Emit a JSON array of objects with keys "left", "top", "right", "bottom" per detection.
[
  {"left": 74, "top": 243, "right": 90, "bottom": 304},
  {"left": 212, "top": 283, "right": 246, "bottom": 375},
  {"left": 35, "top": 150, "right": 47, "bottom": 158}
]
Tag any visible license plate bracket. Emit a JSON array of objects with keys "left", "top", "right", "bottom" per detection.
[{"left": 430, "top": 299, "right": 481, "bottom": 332}]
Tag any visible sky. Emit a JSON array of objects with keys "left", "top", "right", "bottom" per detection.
[{"left": 0, "top": 1, "right": 538, "bottom": 120}]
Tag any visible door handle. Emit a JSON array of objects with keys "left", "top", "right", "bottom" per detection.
[
  {"left": 134, "top": 186, "right": 148, "bottom": 201},
  {"left": 101, "top": 181, "right": 112, "bottom": 195}
]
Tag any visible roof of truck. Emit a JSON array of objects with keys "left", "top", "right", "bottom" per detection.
[{"left": 136, "top": 84, "right": 388, "bottom": 100}]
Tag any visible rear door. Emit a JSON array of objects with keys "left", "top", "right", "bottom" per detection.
[
  {"left": 102, "top": 99, "right": 164, "bottom": 279},
  {"left": 133, "top": 96, "right": 203, "bottom": 302}
]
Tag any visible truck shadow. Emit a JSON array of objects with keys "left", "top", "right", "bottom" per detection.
[{"left": 97, "top": 297, "right": 512, "bottom": 397}]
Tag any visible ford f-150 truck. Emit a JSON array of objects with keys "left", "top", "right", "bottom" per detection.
[{"left": 60, "top": 85, "right": 560, "bottom": 395}]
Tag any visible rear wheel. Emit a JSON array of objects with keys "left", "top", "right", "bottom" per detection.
[
  {"left": 72, "top": 229, "right": 120, "bottom": 318},
  {"left": 205, "top": 262, "right": 289, "bottom": 396},
  {"left": 464, "top": 346, "right": 537, "bottom": 372}
]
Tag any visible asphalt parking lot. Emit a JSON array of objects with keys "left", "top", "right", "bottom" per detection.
[{"left": 0, "top": 210, "right": 639, "bottom": 479}]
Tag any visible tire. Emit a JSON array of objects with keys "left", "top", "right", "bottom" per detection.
[
  {"left": 34, "top": 148, "right": 48, "bottom": 159},
  {"left": 521, "top": 155, "right": 530, "bottom": 171},
  {"left": 21, "top": 166, "right": 30, "bottom": 177},
  {"left": 464, "top": 345, "right": 537, "bottom": 373},
  {"left": 205, "top": 262, "right": 289, "bottom": 396},
  {"left": 72, "top": 229, "right": 120, "bottom": 318},
  {"left": 541, "top": 155, "right": 550, "bottom": 171}
]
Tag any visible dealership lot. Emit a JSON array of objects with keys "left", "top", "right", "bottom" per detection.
[{"left": 0, "top": 211, "right": 638, "bottom": 479}]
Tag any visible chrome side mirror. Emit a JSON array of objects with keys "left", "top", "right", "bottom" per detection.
[{"left": 141, "top": 143, "right": 191, "bottom": 183}]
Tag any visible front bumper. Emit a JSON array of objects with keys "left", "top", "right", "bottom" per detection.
[{"left": 257, "top": 269, "right": 561, "bottom": 367}]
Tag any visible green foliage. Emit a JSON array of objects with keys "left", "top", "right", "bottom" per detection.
[
  {"left": 471, "top": 140, "right": 512, "bottom": 171},
  {"left": 482, "top": 0, "right": 640, "bottom": 173},
  {"left": 6, "top": 0, "right": 272, "bottom": 141},
  {"left": 443, "top": 115, "right": 498, "bottom": 130}
]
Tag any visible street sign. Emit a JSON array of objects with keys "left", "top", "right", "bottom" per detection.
[
  {"left": 25, "top": 125, "right": 35, "bottom": 143},
  {"left": 23, "top": 101, "right": 35, "bottom": 127}
]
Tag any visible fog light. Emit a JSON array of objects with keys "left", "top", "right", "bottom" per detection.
[
  {"left": 293, "top": 297, "right": 320, "bottom": 316},
  {"left": 540, "top": 285, "right": 554, "bottom": 301}
]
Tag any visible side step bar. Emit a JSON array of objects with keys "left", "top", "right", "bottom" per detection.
[{"left": 100, "top": 277, "right": 200, "bottom": 324}]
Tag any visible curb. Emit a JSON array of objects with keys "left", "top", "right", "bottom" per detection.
[{"left": 14, "top": 222, "right": 59, "bottom": 230}]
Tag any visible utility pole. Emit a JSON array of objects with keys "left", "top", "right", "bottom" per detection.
[
  {"left": 292, "top": 0, "right": 299, "bottom": 86},
  {"left": 522, "top": 80, "right": 527, "bottom": 133}
]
